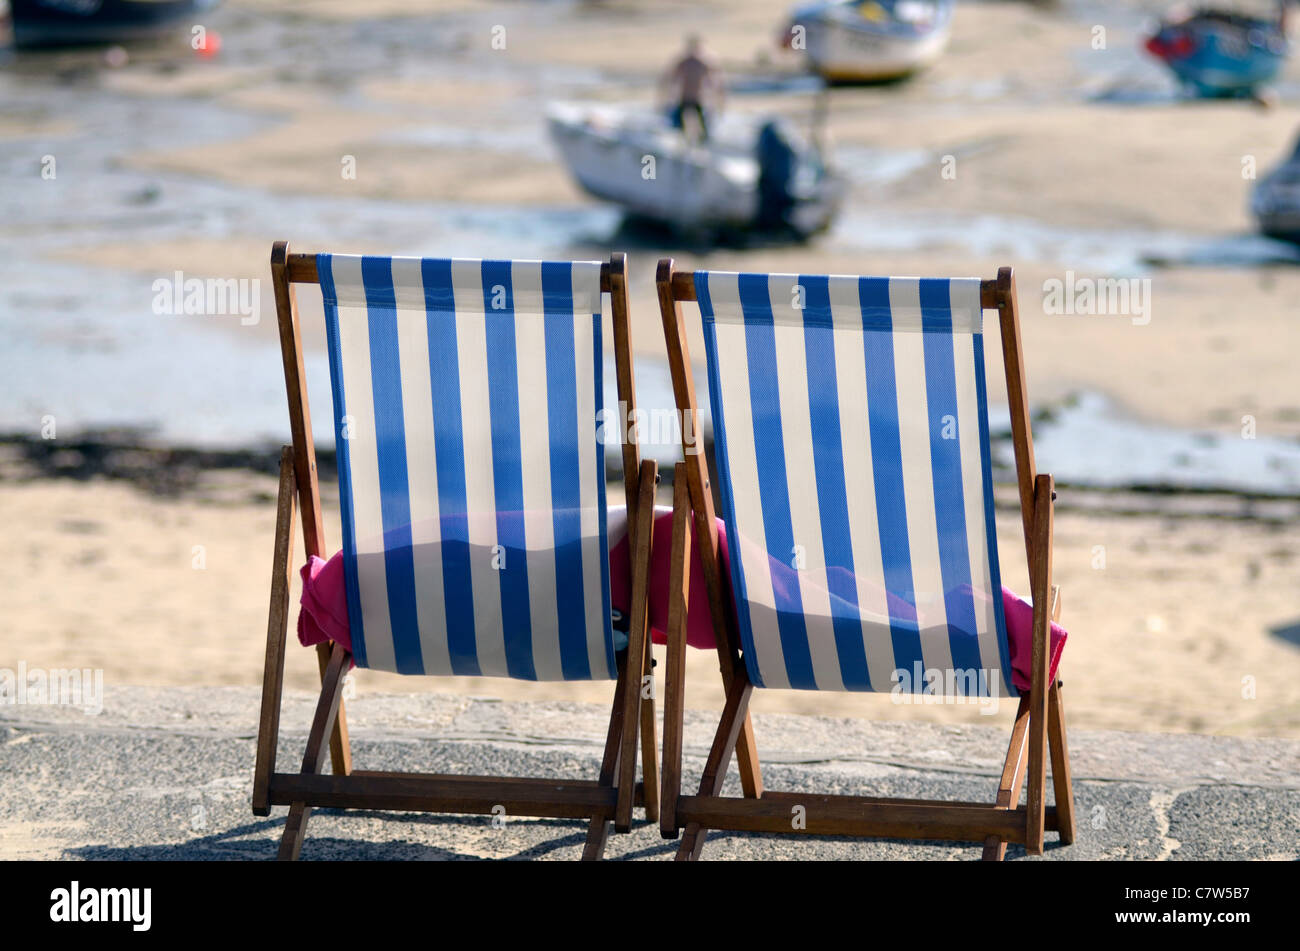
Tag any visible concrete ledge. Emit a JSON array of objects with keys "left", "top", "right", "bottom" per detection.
[{"left": 1, "top": 686, "right": 1296, "bottom": 860}]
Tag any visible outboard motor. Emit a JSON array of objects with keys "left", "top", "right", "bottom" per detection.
[{"left": 756, "top": 120, "right": 798, "bottom": 231}]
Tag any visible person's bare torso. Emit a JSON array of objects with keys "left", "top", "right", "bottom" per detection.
[{"left": 671, "top": 54, "right": 714, "bottom": 103}]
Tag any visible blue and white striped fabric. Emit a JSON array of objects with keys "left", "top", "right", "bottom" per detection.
[
  {"left": 696, "top": 271, "right": 1015, "bottom": 698},
  {"left": 317, "top": 254, "right": 616, "bottom": 681}
]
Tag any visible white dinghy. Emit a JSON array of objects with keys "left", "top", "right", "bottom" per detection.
[
  {"left": 784, "top": 0, "right": 955, "bottom": 83},
  {"left": 547, "top": 101, "right": 845, "bottom": 240}
]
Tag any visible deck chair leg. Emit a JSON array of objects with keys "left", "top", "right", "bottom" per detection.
[
  {"left": 1048, "top": 679, "right": 1077, "bottom": 845},
  {"left": 278, "top": 642, "right": 350, "bottom": 861},
  {"left": 677, "top": 670, "right": 754, "bottom": 861},
  {"left": 661, "top": 466, "right": 692, "bottom": 839},
  {"left": 712, "top": 626, "right": 761, "bottom": 799},
  {"left": 581, "top": 810, "right": 612, "bottom": 862},
  {"left": 254, "top": 448, "right": 296, "bottom": 817},
  {"left": 639, "top": 637, "right": 660, "bottom": 824},
  {"left": 277, "top": 803, "right": 313, "bottom": 860},
  {"left": 616, "top": 460, "right": 657, "bottom": 833},
  {"left": 1025, "top": 475, "right": 1054, "bottom": 855},
  {"left": 982, "top": 695, "right": 1032, "bottom": 861},
  {"left": 583, "top": 648, "right": 630, "bottom": 860},
  {"left": 735, "top": 713, "right": 761, "bottom": 799},
  {"left": 316, "top": 643, "right": 352, "bottom": 777}
]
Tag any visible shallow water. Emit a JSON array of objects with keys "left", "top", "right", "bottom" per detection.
[{"left": 998, "top": 391, "right": 1300, "bottom": 497}]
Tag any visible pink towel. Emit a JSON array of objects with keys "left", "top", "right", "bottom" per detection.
[{"left": 299, "top": 511, "right": 1066, "bottom": 692}]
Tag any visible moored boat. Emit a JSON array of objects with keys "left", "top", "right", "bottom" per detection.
[
  {"left": 1251, "top": 133, "right": 1300, "bottom": 241},
  {"left": 782, "top": 0, "right": 954, "bottom": 83},
  {"left": 10, "top": 0, "right": 220, "bottom": 49},
  {"left": 1143, "top": 4, "right": 1290, "bottom": 97},
  {"left": 547, "top": 101, "right": 845, "bottom": 240}
]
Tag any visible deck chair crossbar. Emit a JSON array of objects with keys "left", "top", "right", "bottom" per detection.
[
  {"left": 656, "top": 260, "right": 1078, "bottom": 860},
  {"left": 252, "top": 242, "right": 659, "bottom": 860}
]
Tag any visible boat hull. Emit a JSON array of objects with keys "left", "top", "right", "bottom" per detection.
[
  {"left": 789, "top": 0, "right": 954, "bottom": 82},
  {"left": 10, "top": 0, "right": 219, "bottom": 49},
  {"left": 1250, "top": 138, "right": 1300, "bottom": 243},
  {"left": 547, "top": 104, "right": 844, "bottom": 240},
  {"left": 1144, "top": 11, "right": 1288, "bottom": 97},
  {"left": 806, "top": 19, "right": 950, "bottom": 81}
]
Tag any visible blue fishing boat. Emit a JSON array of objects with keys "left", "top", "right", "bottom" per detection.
[{"left": 1144, "top": 4, "right": 1290, "bottom": 97}]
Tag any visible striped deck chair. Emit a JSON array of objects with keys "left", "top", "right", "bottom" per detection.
[
  {"left": 656, "top": 260, "right": 1077, "bottom": 860},
  {"left": 252, "top": 242, "right": 661, "bottom": 860}
]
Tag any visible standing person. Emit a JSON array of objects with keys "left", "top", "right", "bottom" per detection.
[{"left": 661, "top": 35, "right": 724, "bottom": 141}]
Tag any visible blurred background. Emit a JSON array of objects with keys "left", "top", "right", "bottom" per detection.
[{"left": 1, "top": 0, "right": 1297, "bottom": 736}]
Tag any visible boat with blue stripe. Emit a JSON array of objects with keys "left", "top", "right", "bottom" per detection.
[{"left": 1144, "top": 4, "right": 1290, "bottom": 98}]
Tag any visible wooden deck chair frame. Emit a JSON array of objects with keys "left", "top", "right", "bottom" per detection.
[
  {"left": 251, "top": 242, "right": 661, "bottom": 860},
  {"left": 656, "top": 260, "right": 1077, "bottom": 860}
]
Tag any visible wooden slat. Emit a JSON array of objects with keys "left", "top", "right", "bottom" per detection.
[
  {"left": 676, "top": 796, "right": 1030, "bottom": 843},
  {"left": 284, "top": 253, "right": 319, "bottom": 284},
  {"left": 277, "top": 641, "right": 350, "bottom": 859},
  {"left": 581, "top": 812, "right": 612, "bottom": 861},
  {"left": 272, "top": 241, "right": 351, "bottom": 778},
  {"left": 658, "top": 257, "right": 763, "bottom": 801},
  {"left": 609, "top": 254, "right": 658, "bottom": 826},
  {"left": 277, "top": 803, "right": 312, "bottom": 860},
  {"left": 1025, "top": 474, "right": 1054, "bottom": 855},
  {"left": 315, "top": 642, "right": 351, "bottom": 775},
  {"left": 353, "top": 770, "right": 613, "bottom": 789},
  {"left": 584, "top": 647, "right": 629, "bottom": 860},
  {"left": 676, "top": 668, "right": 754, "bottom": 860},
  {"left": 613, "top": 465, "right": 655, "bottom": 826},
  {"left": 284, "top": 252, "right": 613, "bottom": 293},
  {"left": 1048, "top": 679, "right": 1077, "bottom": 845},
  {"left": 305, "top": 645, "right": 348, "bottom": 772},
  {"left": 660, "top": 465, "right": 693, "bottom": 838},
  {"left": 638, "top": 646, "right": 660, "bottom": 824},
  {"left": 579, "top": 255, "right": 643, "bottom": 858},
  {"left": 271, "top": 243, "right": 326, "bottom": 560},
  {"left": 670, "top": 270, "right": 1000, "bottom": 309},
  {"left": 617, "top": 460, "right": 657, "bottom": 832},
  {"left": 760, "top": 789, "right": 1058, "bottom": 826},
  {"left": 607, "top": 252, "right": 641, "bottom": 512},
  {"left": 982, "top": 695, "right": 1032, "bottom": 860},
  {"left": 995, "top": 266, "right": 1038, "bottom": 570},
  {"left": 270, "top": 773, "right": 628, "bottom": 818},
  {"left": 252, "top": 448, "right": 297, "bottom": 816}
]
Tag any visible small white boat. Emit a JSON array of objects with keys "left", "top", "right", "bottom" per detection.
[
  {"left": 1251, "top": 134, "right": 1300, "bottom": 242},
  {"left": 784, "top": 0, "right": 955, "bottom": 83},
  {"left": 547, "top": 102, "right": 845, "bottom": 240}
]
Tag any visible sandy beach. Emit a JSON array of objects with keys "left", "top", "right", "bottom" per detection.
[
  {"left": 2, "top": 0, "right": 1298, "bottom": 739},
  {"left": 3, "top": 441, "right": 1297, "bottom": 736}
]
